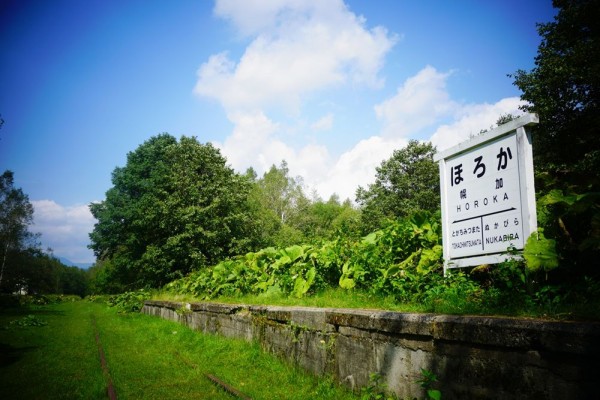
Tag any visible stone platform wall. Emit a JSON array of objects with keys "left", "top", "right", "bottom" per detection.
[{"left": 142, "top": 300, "right": 599, "bottom": 399}]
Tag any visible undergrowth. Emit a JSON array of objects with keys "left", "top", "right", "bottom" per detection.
[
  {"left": 0, "top": 301, "right": 358, "bottom": 400},
  {"left": 157, "top": 211, "right": 600, "bottom": 320}
]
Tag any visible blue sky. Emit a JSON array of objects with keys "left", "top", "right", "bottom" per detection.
[{"left": 0, "top": 0, "right": 556, "bottom": 263}]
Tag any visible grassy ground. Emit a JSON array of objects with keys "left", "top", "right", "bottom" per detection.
[
  {"left": 155, "top": 288, "right": 420, "bottom": 312},
  {"left": 155, "top": 286, "right": 600, "bottom": 321},
  {"left": 0, "top": 300, "right": 358, "bottom": 400}
]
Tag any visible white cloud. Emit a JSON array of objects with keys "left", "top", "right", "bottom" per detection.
[
  {"left": 311, "top": 113, "right": 333, "bottom": 132},
  {"left": 306, "top": 71, "right": 524, "bottom": 201},
  {"left": 312, "top": 136, "right": 408, "bottom": 201},
  {"left": 196, "top": 3, "right": 527, "bottom": 206},
  {"left": 373, "top": 65, "right": 526, "bottom": 153},
  {"left": 375, "top": 65, "right": 457, "bottom": 138},
  {"left": 429, "top": 97, "right": 525, "bottom": 152},
  {"left": 214, "top": 64, "right": 526, "bottom": 204},
  {"left": 217, "top": 111, "right": 280, "bottom": 172},
  {"left": 195, "top": 0, "right": 397, "bottom": 113},
  {"left": 221, "top": 128, "right": 402, "bottom": 203},
  {"left": 203, "top": 0, "right": 399, "bottom": 201},
  {"left": 216, "top": 111, "right": 331, "bottom": 189},
  {"left": 32, "top": 200, "right": 96, "bottom": 263}
]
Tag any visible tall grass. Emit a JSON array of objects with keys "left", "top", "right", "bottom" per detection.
[
  {"left": 154, "top": 287, "right": 422, "bottom": 311},
  {"left": 0, "top": 299, "right": 357, "bottom": 399},
  {"left": 0, "top": 301, "right": 107, "bottom": 399},
  {"left": 156, "top": 282, "right": 600, "bottom": 321}
]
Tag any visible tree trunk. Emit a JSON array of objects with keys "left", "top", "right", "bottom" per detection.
[{"left": 0, "top": 242, "right": 8, "bottom": 288}]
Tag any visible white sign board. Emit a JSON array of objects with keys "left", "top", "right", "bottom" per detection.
[{"left": 433, "top": 114, "right": 538, "bottom": 271}]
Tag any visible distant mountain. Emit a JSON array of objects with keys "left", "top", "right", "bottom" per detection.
[{"left": 58, "top": 257, "right": 94, "bottom": 270}]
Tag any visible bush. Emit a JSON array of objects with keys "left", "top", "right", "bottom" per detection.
[
  {"left": 107, "top": 290, "right": 151, "bottom": 313},
  {"left": 18, "top": 294, "right": 81, "bottom": 306},
  {"left": 162, "top": 207, "right": 600, "bottom": 319}
]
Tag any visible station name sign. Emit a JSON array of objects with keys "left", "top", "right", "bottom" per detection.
[{"left": 433, "top": 114, "right": 538, "bottom": 271}]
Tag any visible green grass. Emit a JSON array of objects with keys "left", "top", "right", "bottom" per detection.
[
  {"left": 0, "top": 300, "right": 358, "bottom": 400},
  {"left": 154, "top": 286, "right": 600, "bottom": 321},
  {"left": 0, "top": 301, "right": 106, "bottom": 399},
  {"left": 154, "top": 287, "right": 422, "bottom": 312}
]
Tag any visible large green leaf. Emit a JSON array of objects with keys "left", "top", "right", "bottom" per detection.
[
  {"left": 539, "top": 189, "right": 577, "bottom": 207},
  {"left": 338, "top": 262, "right": 356, "bottom": 289},
  {"left": 362, "top": 231, "right": 380, "bottom": 245},
  {"left": 383, "top": 265, "right": 400, "bottom": 279},
  {"left": 523, "top": 231, "right": 559, "bottom": 272},
  {"left": 282, "top": 244, "right": 306, "bottom": 262},
  {"left": 292, "top": 267, "right": 317, "bottom": 298},
  {"left": 339, "top": 276, "right": 355, "bottom": 290},
  {"left": 417, "top": 245, "right": 443, "bottom": 274},
  {"left": 428, "top": 389, "right": 442, "bottom": 400},
  {"left": 274, "top": 255, "right": 292, "bottom": 268}
]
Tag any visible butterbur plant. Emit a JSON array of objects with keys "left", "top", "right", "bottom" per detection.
[
  {"left": 107, "top": 290, "right": 151, "bottom": 313},
  {"left": 164, "top": 211, "right": 446, "bottom": 303},
  {"left": 523, "top": 229, "right": 559, "bottom": 273},
  {"left": 8, "top": 314, "right": 48, "bottom": 328}
]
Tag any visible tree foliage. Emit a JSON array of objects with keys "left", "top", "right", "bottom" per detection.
[
  {"left": 20, "top": 252, "right": 89, "bottom": 296},
  {"left": 245, "top": 161, "right": 307, "bottom": 248},
  {"left": 512, "top": 0, "right": 600, "bottom": 181},
  {"left": 356, "top": 140, "right": 439, "bottom": 232},
  {"left": 89, "top": 134, "right": 255, "bottom": 288},
  {"left": 246, "top": 162, "right": 361, "bottom": 248},
  {"left": 258, "top": 161, "right": 305, "bottom": 225},
  {"left": 299, "top": 195, "right": 361, "bottom": 242},
  {"left": 512, "top": 0, "right": 600, "bottom": 285},
  {"left": 86, "top": 259, "right": 127, "bottom": 295},
  {"left": 0, "top": 170, "right": 36, "bottom": 291},
  {"left": 0, "top": 170, "right": 89, "bottom": 295}
]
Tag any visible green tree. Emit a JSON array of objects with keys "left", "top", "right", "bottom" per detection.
[
  {"left": 512, "top": 0, "right": 600, "bottom": 182},
  {"left": 86, "top": 259, "right": 126, "bottom": 294},
  {"left": 297, "top": 194, "right": 361, "bottom": 242},
  {"left": 22, "top": 251, "right": 59, "bottom": 294},
  {"left": 89, "top": 134, "right": 255, "bottom": 288},
  {"left": 260, "top": 161, "right": 306, "bottom": 225},
  {"left": 247, "top": 164, "right": 362, "bottom": 245},
  {"left": 0, "top": 170, "right": 37, "bottom": 292},
  {"left": 58, "top": 265, "right": 88, "bottom": 297},
  {"left": 511, "top": 1, "right": 600, "bottom": 288},
  {"left": 356, "top": 140, "right": 439, "bottom": 232},
  {"left": 247, "top": 161, "right": 309, "bottom": 247}
]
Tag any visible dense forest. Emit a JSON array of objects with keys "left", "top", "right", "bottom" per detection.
[{"left": 1, "top": 0, "right": 598, "bottom": 314}]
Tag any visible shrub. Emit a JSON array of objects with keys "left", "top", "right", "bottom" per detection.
[{"left": 107, "top": 290, "right": 151, "bottom": 313}]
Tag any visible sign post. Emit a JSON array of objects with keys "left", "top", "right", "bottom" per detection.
[{"left": 433, "top": 114, "right": 538, "bottom": 273}]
